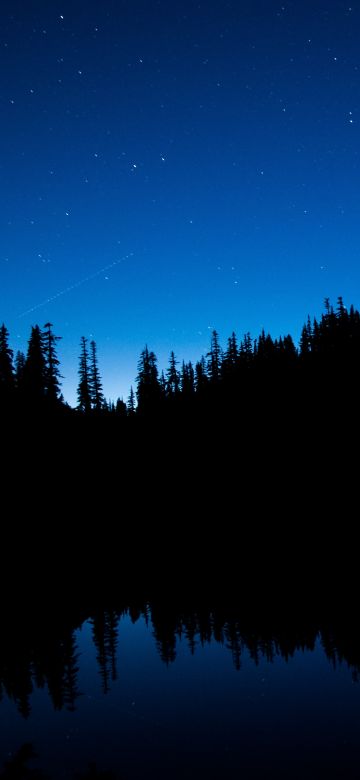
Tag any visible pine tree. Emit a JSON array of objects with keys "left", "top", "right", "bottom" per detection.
[
  {"left": 0, "top": 324, "right": 14, "bottom": 397},
  {"left": 23, "top": 325, "right": 47, "bottom": 404},
  {"left": 195, "top": 356, "right": 208, "bottom": 392},
  {"left": 89, "top": 340, "right": 104, "bottom": 411},
  {"left": 166, "top": 351, "right": 180, "bottom": 396},
  {"left": 160, "top": 370, "right": 167, "bottom": 398},
  {"left": 222, "top": 332, "right": 238, "bottom": 379},
  {"left": 136, "top": 346, "right": 161, "bottom": 414},
  {"left": 127, "top": 386, "right": 136, "bottom": 416},
  {"left": 207, "top": 330, "right": 222, "bottom": 382},
  {"left": 43, "top": 322, "right": 62, "bottom": 403},
  {"left": 299, "top": 322, "right": 311, "bottom": 357},
  {"left": 77, "top": 337, "right": 91, "bottom": 413},
  {"left": 241, "top": 332, "right": 253, "bottom": 363},
  {"left": 181, "top": 361, "right": 195, "bottom": 396}
]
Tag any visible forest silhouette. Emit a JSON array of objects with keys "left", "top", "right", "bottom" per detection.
[
  {"left": 2, "top": 295, "right": 358, "bottom": 585},
  {"left": 1, "top": 592, "right": 359, "bottom": 720},
  {"left": 1, "top": 296, "right": 358, "bottom": 423}
]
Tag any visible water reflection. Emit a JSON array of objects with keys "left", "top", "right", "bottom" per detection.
[
  {"left": 1, "top": 596, "right": 360, "bottom": 778},
  {"left": 1, "top": 599, "right": 360, "bottom": 718}
]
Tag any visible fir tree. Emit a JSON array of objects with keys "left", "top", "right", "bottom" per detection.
[
  {"left": 207, "top": 330, "right": 222, "bottom": 382},
  {"left": 23, "top": 325, "right": 47, "bottom": 404},
  {"left": 166, "top": 351, "right": 180, "bottom": 396},
  {"left": 0, "top": 324, "right": 14, "bottom": 396},
  {"left": 136, "top": 346, "right": 161, "bottom": 413},
  {"left": 89, "top": 340, "right": 104, "bottom": 411},
  {"left": 222, "top": 332, "right": 238, "bottom": 379},
  {"left": 77, "top": 337, "right": 91, "bottom": 413},
  {"left": 127, "top": 386, "right": 136, "bottom": 416},
  {"left": 43, "top": 322, "right": 62, "bottom": 403},
  {"left": 195, "top": 356, "right": 208, "bottom": 392},
  {"left": 181, "top": 361, "right": 195, "bottom": 396}
]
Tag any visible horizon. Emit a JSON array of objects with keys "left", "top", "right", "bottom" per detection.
[{"left": 2, "top": 292, "right": 348, "bottom": 406}]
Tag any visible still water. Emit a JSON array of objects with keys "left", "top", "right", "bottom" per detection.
[{"left": 1, "top": 603, "right": 360, "bottom": 779}]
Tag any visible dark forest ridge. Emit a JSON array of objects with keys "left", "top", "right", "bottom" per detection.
[{"left": 1, "top": 296, "right": 358, "bottom": 417}]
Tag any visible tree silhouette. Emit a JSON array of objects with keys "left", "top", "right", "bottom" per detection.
[
  {"left": 43, "top": 322, "right": 62, "bottom": 404},
  {"left": 127, "top": 386, "right": 136, "bottom": 416},
  {"left": 166, "top": 351, "right": 180, "bottom": 397},
  {"left": 23, "top": 325, "right": 47, "bottom": 405},
  {"left": 180, "top": 360, "right": 195, "bottom": 396},
  {"left": 222, "top": 331, "right": 238, "bottom": 380},
  {"left": 0, "top": 324, "right": 14, "bottom": 402},
  {"left": 77, "top": 337, "right": 92, "bottom": 413},
  {"left": 89, "top": 340, "right": 104, "bottom": 411},
  {"left": 195, "top": 356, "right": 208, "bottom": 392},
  {"left": 207, "top": 330, "right": 222, "bottom": 383},
  {"left": 136, "top": 346, "right": 161, "bottom": 414}
]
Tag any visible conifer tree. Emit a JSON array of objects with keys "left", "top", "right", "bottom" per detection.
[
  {"left": 0, "top": 324, "right": 14, "bottom": 396},
  {"left": 77, "top": 337, "right": 91, "bottom": 413},
  {"left": 136, "top": 346, "right": 161, "bottom": 413},
  {"left": 181, "top": 361, "right": 195, "bottom": 395},
  {"left": 127, "top": 386, "right": 136, "bottom": 416},
  {"left": 222, "top": 332, "right": 238, "bottom": 379},
  {"left": 89, "top": 340, "right": 104, "bottom": 411},
  {"left": 23, "top": 325, "right": 47, "bottom": 404},
  {"left": 166, "top": 351, "right": 180, "bottom": 396},
  {"left": 160, "top": 370, "right": 166, "bottom": 398},
  {"left": 195, "top": 356, "right": 208, "bottom": 392},
  {"left": 43, "top": 322, "right": 62, "bottom": 403},
  {"left": 207, "top": 330, "right": 222, "bottom": 382}
]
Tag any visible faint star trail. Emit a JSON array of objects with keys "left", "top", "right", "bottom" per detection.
[{"left": 18, "top": 253, "right": 134, "bottom": 318}]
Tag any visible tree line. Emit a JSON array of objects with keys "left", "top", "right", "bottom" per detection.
[{"left": 1, "top": 296, "right": 359, "bottom": 417}]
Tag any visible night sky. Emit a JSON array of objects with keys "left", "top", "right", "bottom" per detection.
[{"left": 1, "top": 0, "right": 359, "bottom": 405}]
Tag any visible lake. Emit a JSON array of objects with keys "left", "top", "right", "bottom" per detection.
[{"left": 0, "top": 595, "right": 359, "bottom": 779}]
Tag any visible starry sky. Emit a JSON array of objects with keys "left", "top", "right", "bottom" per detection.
[{"left": 1, "top": 0, "right": 359, "bottom": 405}]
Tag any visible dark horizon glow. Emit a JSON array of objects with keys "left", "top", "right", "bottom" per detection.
[{"left": 1, "top": 0, "right": 359, "bottom": 405}]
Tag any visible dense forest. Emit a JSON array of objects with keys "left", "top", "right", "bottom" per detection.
[{"left": 1, "top": 296, "right": 359, "bottom": 424}]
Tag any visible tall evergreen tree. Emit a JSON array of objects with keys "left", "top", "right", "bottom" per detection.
[
  {"left": 43, "top": 322, "right": 62, "bottom": 403},
  {"left": 136, "top": 346, "right": 161, "bottom": 413},
  {"left": 166, "top": 351, "right": 180, "bottom": 397},
  {"left": 89, "top": 340, "right": 104, "bottom": 411},
  {"left": 195, "top": 356, "right": 208, "bottom": 392},
  {"left": 23, "top": 325, "right": 47, "bottom": 404},
  {"left": 240, "top": 332, "right": 253, "bottom": 363},
  {"left": 181, "top": 361, "right": 195, "bottom": 396},
  {"left": 207, "top": 330, "right": 222, "bottom": 383},
  {"left": 0, "top": 324, "right": 14, "bottom": 397},
  {"left": 160, "top": 370, "right": 167, "bottom": 398},
  {"left": 77, "top": 337, "right": 91, "bottom": 413},
  {"left": 127, "top": 385, "right": 136, "bottom": 416},
  {"left": 222, "top": 332, "right": 238, "bottom": 379}
]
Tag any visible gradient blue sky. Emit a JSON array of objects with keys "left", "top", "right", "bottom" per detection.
[{"left": 1, "top": 0, "right": 359, "bottom": 405}]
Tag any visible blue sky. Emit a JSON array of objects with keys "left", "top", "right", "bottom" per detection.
[{"left": 1, "top": 0, "right": 359, "bottom": 404}]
